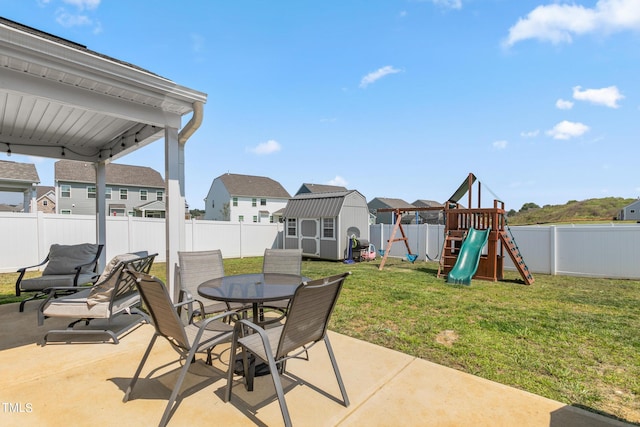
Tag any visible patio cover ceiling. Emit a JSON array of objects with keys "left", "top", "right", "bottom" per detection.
[{"left": 0, "top": 17, "right": 206, "bottom": 162}]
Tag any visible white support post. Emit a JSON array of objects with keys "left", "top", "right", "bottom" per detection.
[
  {"left": 95, "top": 161, "right": 107, "bottom": 270},
  {"left": 165, "top": 126, "right": 185, "bottom": 301}
]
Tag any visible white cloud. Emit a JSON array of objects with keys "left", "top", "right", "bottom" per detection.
[
  {"left": 547, "top": 120, "right": 590, "bottom": 140},
  {"left": 573, "top": 85, "right": 624, "bottom": 108},
  {"left": 556, "top": 99, "right": 574, "bottom": 110},
  {"left": 190, "top": 33, "right": 205, "bottom": 54},
  {"left": 503, "top": 0, "right": 640, "bottom": 47},
  {"left": 247, "top": 139, "right": 281, "bottom": 155},
  {"left": 430, "top": 0, "right": 462, "bottom": 10},
  {"left": 520, "top": 130, "right": 540, "bottom": 138},
  {"left": 55, "top": 11, "right": 92, "bottom": 27},
  {"left": 327, "top": 176, "right": 348, "bottom": 187},
  {"left": 359, "top": 66, "right": 402, "bottom": 88},
  {"left": 492, "top": 140, "right": 508, "bottom": 150},
  {"left": 63, "top": 0, "right": 100, "bottom": 10}
]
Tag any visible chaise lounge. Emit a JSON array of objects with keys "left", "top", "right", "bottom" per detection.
[{"left": 37, "top": 252, "right": 156, "bottom": 345}]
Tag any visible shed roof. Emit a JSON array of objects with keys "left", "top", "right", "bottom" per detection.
[
  {"left": 217, "top": 173, "right": 290, "bottom": 198},
  {"left": 283, "top": 190, "right": 362, "bottom": 218},
  {"left": 55, "top": 160, "right": 164, "bottom": 188}
]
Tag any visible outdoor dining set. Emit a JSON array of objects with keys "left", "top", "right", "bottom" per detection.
[{"left": 15, "top": 244, "right": 351, "bottom": 427}]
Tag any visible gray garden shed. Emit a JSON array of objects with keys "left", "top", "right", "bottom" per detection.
[{"left": 282, "top": 190, "right": 370, "bottom": 261}]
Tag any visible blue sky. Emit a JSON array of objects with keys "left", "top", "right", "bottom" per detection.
[{"left": 2, "top": 0, "right": 639, "bottom": 211}]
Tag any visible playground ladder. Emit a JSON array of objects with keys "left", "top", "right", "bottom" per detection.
[
  {"left": 436, "top": 231, "right": 464, "bottom": 279},
  {"left": 499, "top": 230, "right": 535, "bottom": 285}
]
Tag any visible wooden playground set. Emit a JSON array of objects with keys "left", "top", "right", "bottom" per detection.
[{"left": 376, "top": 173, "right": 534, "bottom": 285}]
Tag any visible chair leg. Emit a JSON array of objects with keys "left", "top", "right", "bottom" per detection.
[
  {"left": 266, "top": 354, "right": 292, "bottom": 427},
  {"left": 324, "top": 335, "right": 350, "bottom": 407},
  {"left": 124, "top": 334, "right": 158, "bottom": 402},
  {"left": 225, "top": 334, "right": 238, "bottom": 402},
  {"left": 159, "top": 346, "right": 198, "bottom": 427}
]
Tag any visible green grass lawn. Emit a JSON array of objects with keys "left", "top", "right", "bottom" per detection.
[{"left": 2, "top": 257, "right": 639, "bottom": 423}]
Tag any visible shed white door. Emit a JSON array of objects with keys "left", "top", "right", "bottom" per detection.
[{"left": 299, "top": 218, "right": 320, "bottom": 257}]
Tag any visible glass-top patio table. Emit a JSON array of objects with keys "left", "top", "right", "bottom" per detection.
[{"left": 197, "top": 273, "right": 307, "bottom": 324}]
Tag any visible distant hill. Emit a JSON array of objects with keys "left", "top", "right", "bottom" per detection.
[{"left": 506, "top": 197, "right": 636, "bottom": 225}]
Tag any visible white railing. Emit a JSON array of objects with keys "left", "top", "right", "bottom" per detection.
[{"left": 2, "top": 212, "right": 640, "bottom": 279}]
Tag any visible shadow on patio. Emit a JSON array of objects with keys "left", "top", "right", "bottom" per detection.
[{"left": 0, "top": 302, "right": 632, "bottom": 427}]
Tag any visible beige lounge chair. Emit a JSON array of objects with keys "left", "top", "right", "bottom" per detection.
[
  {"left": 123, "top": 271, "right": 236, "bottom": 427},
  {"left": 16, "top": 243, "right": 104, "bottom": 312},
  {"left": 37, "top": 252, "right": 156, "bottom": 344},
  {"left": 225, "top": 272, "right": 351, "bottom": 427}
]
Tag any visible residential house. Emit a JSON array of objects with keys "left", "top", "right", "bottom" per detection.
[
  {"left": 55, "top": 160, "right": 165, "bottom": 217},
  {"left": 412, "top": 199, "right": 444, "bottom": 224},
  {"left": 368, "top": 197, "right": 416, "bottom": 224},
  {"left": 618, "top": 199, "right": 640, "bottom": 221},
  {"left": 204, "top": 173, "right": 291, "bottom": 223},
  {"left": 295, "top": 183, "right": 347, "bottom": 196},
  {"left": 36, "top": 186, "right": 56, "bottom": 214},
  {"left": 0, "top": 160, "right": 40, "bottom": 212}
]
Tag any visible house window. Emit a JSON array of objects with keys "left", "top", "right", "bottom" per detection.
[
  {"left": 61, "top": 185, "right": 71, "bottom": 198},
  {"left": 322, "top": 218, "right": 335, "bottom": 239},
  {"left": 60, "top": 209, "right": 71, "bottom": 214},
  {"left": 86, "top": 186, "right": 96, "bottom": 199},
  {"left": 260, "top": 198, "right": 267, "bottom": 206},
  {"left": 156, "top": 191, "right": 163, "bottom": 201},
  {"left": 631, "top": 209, "right": 636, "bottom": 214},
  {"left": 43, "top": 200, "right": 48, "bottom": 206},
  {"left": 252, "top": 198, "right": 257, "bottom": 207},
  {"left": 253, "top": 215, "right": 258, "bottom": 223},
  {"left": 120, "top": 189, "right": 128, "bottom": 200},
  {"left": 238, "top": 215, "right": 244, "bottom": 222},
  {"left": 233, "top": 197, "right": 238, "bottom": 207},
  {"left": 105, "top": 187, "right": 111, "bottom": 200},
  {"left": 270, "top": 215, "right": 274, "bottom": 223},
  {"left": 140, "top": 190, "right": 148, "bottom": 201},
  {"left": 287, "top": 218, "right": 297, "bottom": 237}
]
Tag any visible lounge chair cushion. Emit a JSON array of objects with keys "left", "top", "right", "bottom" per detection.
[
  {"left": 86, "top": 253, "right": 142, "bottom": 306},
  {"left": 42, "top": 288, "right": 140, "bottom": 319},
  {"left": 42, "top": 243, "right": 100, "bottom": 275},
  {"left": 19, "top": 272, "right": 98, "bottom": 291}
]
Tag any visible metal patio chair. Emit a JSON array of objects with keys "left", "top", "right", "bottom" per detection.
[
  {"left": 225, "top": 272, "right": 351, "bottom": 427},
  {"left": 123, "top": 271, "right": 236, "bottom": 427},
  {"left": 176, "top": 249, "right": 245, "bottom": 321},
  {"left": 16, "top": 243, "right": 104, "bottom": 312}
]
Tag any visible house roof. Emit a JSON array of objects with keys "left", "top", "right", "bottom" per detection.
[
  {"left": 36, "top": 186, "right": 55, "bottom": 200},
  {"left": 55, "top": 160, "right": 164, "bottom": 188},
  {"left": 217, "top": 173, "right": 290, "bottom": 198},
  {"left": 283, "top": 190, "right": 362, "bottom": 218},
  {"left": 0, "top": 203, "right": 21, "bottom": 212},
  {"left": 0, "top": 160, "right": 40, "bottom": 183},
  {"left": 295, "top": 183, "right": 348, "bottom": 195},
  {"left": 135, "top": 200, "right": 166, "bottom": 211},
  {"left": 413, "top": 199, "right": 444, "bottom": 208},
  {"left": 369, "top": 197, "right": 415, "bottom": 209}
]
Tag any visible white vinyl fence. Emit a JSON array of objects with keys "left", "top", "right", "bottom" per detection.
[
  {"left": 369, "top": 223, "right": 640, "bottom": 280},
  {"left": 2, "top": 212, "right": 640, "bottom": 279}
]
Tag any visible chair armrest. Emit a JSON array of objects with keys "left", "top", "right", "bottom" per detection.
[{"left": 16, "top": 257, "right": 51, "bottom": 296}]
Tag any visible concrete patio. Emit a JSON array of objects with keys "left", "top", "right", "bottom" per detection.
[{"left": 0, "top": 302, "right": 632, "bottom": 427}]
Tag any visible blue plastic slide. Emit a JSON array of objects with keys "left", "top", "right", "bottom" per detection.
[{"left": 446, "top": 227, "right": 491, "bottom": 285}]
